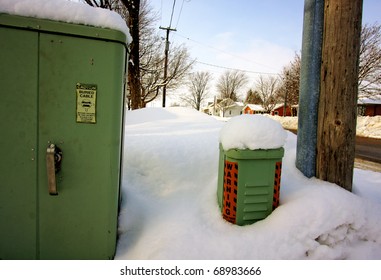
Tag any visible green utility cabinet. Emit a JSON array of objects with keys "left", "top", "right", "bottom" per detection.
[
  {"left": 0, "top": 14, "right": 128, "bottom": 259},
  {"left": 217, "top": 144, "right": 284, "bottom": 226}
]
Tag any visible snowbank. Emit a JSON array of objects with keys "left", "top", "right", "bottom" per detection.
[
  {"left": 0, "top": 0, "right": 131, "bottom": 40},
  {"left": 356, "top": 116, "right": 381, "bottom": 139},
  {"left": 115, "top": 107, "right": 381, "bottom": 260},
  {"left": 269, "top": 115, "right": 381, "bottom": 139}
]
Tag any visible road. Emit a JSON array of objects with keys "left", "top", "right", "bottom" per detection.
[
  {"left": 355, "top": 136, "right": 381, "bottom": 164},
  {"left": 287, "top": 129, "right": 381, "bottom": 163}
]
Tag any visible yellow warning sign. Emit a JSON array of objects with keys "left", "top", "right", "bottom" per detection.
[{"left": 76, "top": 83, "right": 97, "bottom": 123}]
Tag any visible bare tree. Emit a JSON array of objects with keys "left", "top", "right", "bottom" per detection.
[
  {"left": 277, "top": 53, "right": 301, "bottom": 106},
  {"left": 280, "top": 23, "right": 381, "bottom": 101},
  {"left": 216, "top": 70, "right": 248, "bottom": 101},
  {"left": 165, "top": 45, "right": 194, "bottom": 90},
  {"left": 274, "top": 23, "right": 381, "bottom": 109},
  {"left": 139, "top": 42, "right": 194, "bottom": 107},
  {"left": 254, "top": 75, "right": 279, "bottom": 112},
  {"left": 83, "top": 0, "right": 114, "bottom": 9},
  {"left": 84, "top": 0, "right": 194, "bottom": 108},
  {"left": 119, "top": 0, "right": 141, "bottom": 110},
  {"left": 358, "top": 23, "right": 381, "bottom": 97},
  {"left": 181, "top": 71, "right": 212, "bottom": 110},
  {"left": 129, "top": 0, "right": 194, "bottom": 107}
]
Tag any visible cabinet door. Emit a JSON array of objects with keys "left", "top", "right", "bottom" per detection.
[
  {"left": 0, "top": 28, "right": 38, "bottom": 259},
  {"left": 38, "top": 33, "right": 125, "bottom": 259}
]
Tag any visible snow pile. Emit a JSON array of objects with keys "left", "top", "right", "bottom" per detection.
[
  {"left": 268, "top": 115, "right": 299, "bottom": 130},
  {"left": 219, "top": 114, "right": 287, "bottom": 150},
  {"left": 268, "top": 115, "right": 381, "bottom": 139},
  {"left": 356, "top": 116, "right": 381, "bottom": 139},
  {"left": 0, "top": 0, "right": 131, "bottom": 40},
  {"left": 115, "top": 107, "right": 381, "bottom": 260}
]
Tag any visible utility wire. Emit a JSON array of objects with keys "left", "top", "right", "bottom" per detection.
[
  {"left": 175, "top": 0, "right": 185, "bottom": 28},
  {"left": 169, "top": 0, "right": 177, "bottom": 28},
  {"left": 174, "top": 32, "right": 279, "bottom": 72},
  {"left": 159, "top": 0, "right": 163, "bottom": 27},
  {"left": 195, "top": 60, "right": 278, "bottom": 76},
  {"left": 160, "top": 0, "right": 178, "bottom": 107}
]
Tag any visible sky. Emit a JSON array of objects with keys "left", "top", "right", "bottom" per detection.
[{"left": 150, "top": 0, "right": 381, "bottom": 104}]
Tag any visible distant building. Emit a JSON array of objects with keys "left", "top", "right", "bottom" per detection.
[
  {"left": 242, "top": 104, "right": 267, "bottom": 114},
  {"left": 357, "top": 95, "right": 381, "bottom": 116},
  {"left": 203, "top": 98, "right": 244, "bottom": 118},
  {"left": 271, "top": 104, "right": 298, "bottom": 117}
]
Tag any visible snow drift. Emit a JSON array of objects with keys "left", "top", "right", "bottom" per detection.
[{"left": 115, "top": 107, "right": 381, "bottom": 260}]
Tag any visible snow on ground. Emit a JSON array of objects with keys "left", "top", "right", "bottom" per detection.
[
  {"left": 115, "top": 107, "right": 381, "bottom": 260},
  {"left": 356, "top": 116, "right": 381, "bottom": 139},
  {"left": 269, "top": 115, "right": 381, "bottom": 139}
]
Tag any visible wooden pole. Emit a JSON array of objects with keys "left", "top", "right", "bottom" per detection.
[{"left": 316, "top": 0, "right": 363, "bottom": 191}]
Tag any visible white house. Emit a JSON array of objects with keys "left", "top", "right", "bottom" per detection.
[{"left": 204, "top": 98, "right": 244, "bottom": 118}]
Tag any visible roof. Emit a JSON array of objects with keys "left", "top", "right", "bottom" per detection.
[
  {"left": 243, "top": 104, "right": 266, "bottom": 111},
  {"left": 358, "top": 95, "right": 381, "bottom": 105},
  {"left": 217, "top": 98, "right": 243, "bottom": 109},
  {"left": 272, "top": 103, "right": 286, "bottom": 110}
]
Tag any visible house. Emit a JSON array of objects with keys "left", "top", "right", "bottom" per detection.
[
  {"left": 242, "top": 104, "right": 267, "bottom": 114},
  {"left": 204, "top": 98, "right": 244, "bottom": 118},
  {"left": 204, "top": 98, "right": 222, "bottom": 116},
  {"left": 271, "top": 104, "right": 298, "bottom": 116},
  {"left": 357, "top": 95, "right": 381, "bottom": 116}
]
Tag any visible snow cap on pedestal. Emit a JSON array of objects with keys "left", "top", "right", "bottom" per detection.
[{"left": 219, "top": 114, "right": 287, "bottom": 150}]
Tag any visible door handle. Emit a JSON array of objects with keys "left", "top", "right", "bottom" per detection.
[{"left": 46, "top": 143, "right": 62, "bottom": 195}]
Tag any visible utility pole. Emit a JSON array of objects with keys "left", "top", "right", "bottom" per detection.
[
  {"left": 316, "top": 0, "right": 363, "bottom": 192},
  {"left": 296, "top": 0, "right": 324, "bottom": 178},
  {"left": 159, "top": 26, "right": 176, "bottom": 107}
]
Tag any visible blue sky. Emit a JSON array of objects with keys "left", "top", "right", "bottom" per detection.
[{"left": 150, "top": 0, "right": 381, "bottom": 101}]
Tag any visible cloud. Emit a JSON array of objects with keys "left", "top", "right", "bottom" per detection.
[{"left": 212, "top": 32, "right": 235, "bottom": 50}]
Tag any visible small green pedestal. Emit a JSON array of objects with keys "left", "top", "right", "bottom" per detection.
[{"left": 217, "top": 144, "right": 284, "bottom": 226}]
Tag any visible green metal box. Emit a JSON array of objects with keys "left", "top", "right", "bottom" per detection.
[
  {"left": 0, "top": 14, "right": 128, "bottom": 259},
  {"left": 217, "top": 144, "right": 284, "bottom": 226}
]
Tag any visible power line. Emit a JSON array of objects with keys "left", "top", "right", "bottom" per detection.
[
  {"left": 169, "top": 0, "right": 177, "bottom": 28},
  {"left": 195, "top": 60, "right": 279, "bottom": 76},
  {"left": 160, "top": 0, "right": 163, "bottom": 27},
  {"left": 160, "top": 0, "right": 178, "bottom": 107},
  {"left": 175, "top": 0, "right": 185, "bottom": 28},
  {"left": 174, "top": 32, "right": 280, "bottom": 72}
]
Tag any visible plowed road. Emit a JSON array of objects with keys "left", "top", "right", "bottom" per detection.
[
  {"left": 288, "top": 129, "right": 381, "bottom": 163},
  {"left": 356, "top": 136, "right": 381, "bottom": 163}
]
